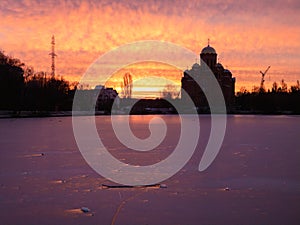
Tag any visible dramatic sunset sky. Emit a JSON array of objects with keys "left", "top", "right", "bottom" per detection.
[{"left": 1, "top": 0, "right": 300, "bottom": 97}]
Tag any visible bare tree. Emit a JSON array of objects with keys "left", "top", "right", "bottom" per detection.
[
  {"left": 252, "top": 86, "right": 260, "bottom": 93},
  {"left": 161, "top": 84, "right": 179, "bottom": 99},
  {"left": 290, "top": 80, "right": 300, "bottom": 93},
  {"left": 237, "top": 86, "right": 248, "bottom": 96},
  {"left": 280, "top": 79, "right": 287, "bottom": 92},
  {"left": 24, "top": 66, "right": 34, "bottom": 82},
  {"left": 122, "top": 73, "right": 132, "bottom": 98},
  {"left": 272, "top": 82, "right": 278, "bottom": 93}
]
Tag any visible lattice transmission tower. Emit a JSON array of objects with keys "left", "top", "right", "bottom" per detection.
[{"left": 49, "top": 35, "right": 57, "bottom": 77}]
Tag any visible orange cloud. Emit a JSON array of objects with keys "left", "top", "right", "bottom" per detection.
[{"left": 1, "top": 0, "right": 300, "bottom": 93}]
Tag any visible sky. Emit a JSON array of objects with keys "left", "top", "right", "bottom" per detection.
[{"left": 1, "top": 0, "right": 300, "bottom": 97}]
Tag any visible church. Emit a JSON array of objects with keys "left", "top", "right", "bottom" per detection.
[{"left": 181, "top": 42, "right": 235, "bottom": 111}]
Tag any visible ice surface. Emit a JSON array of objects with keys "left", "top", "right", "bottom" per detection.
[{"left": 0, "top": 115, "right": 300, "bottom": 225}]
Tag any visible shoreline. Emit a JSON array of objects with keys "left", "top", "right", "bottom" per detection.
[{"left": 1, "top": 110, "right": 299, "bottom": 119}]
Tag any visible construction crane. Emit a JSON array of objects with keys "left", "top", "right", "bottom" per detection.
[{"left": 259, "top": 66, "right": 271, "bottom": 92}]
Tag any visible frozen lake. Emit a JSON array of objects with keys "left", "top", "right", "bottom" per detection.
[{"left": 0, "top": 115, "right": 300, "bottom": 225}]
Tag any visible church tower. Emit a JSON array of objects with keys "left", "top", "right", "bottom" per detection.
[
  {"left": 200, "top": 40, "right": 217, "bottom": 70},
  {"left": 181, "top": 41, "right": 236, "bottom": 112}
]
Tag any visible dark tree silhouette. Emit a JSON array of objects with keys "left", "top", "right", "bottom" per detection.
[
  {"left": 235, "top": 81, "right": 300, "bottom": 114},
  {"left": 0, "top": 50, "right": 73, "bottom": 112},
  {"left": 23, "top": 73, "right": 71, "bottom": 111},
  {"left": 0, "top": 51, "right": 24, "bottom": 110}
]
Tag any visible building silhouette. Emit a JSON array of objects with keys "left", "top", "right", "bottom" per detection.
[
  {"left": 181, "top": 43, "right": 235, "bottom": 111},
  {"left": 94, "top": 85, "right": 118, "bottom": 111}
]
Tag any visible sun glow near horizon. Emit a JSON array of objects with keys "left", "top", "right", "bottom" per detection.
[{"left": 103, "top": 62, "right": 182, "bottom": 99}]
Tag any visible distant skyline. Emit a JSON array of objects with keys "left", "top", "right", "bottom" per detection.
[{"left": 1, "top": 0, "right": 300, "bottom": 97}]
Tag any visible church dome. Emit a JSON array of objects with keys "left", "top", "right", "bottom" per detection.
[
  {"left": 192, "top": 63, "right": 200, "bottom": 70},
  {"left": 215, "top": 63, "right": 224, "bottom": 70},
  {"left": 201, "top": 45, "right": 216, "bottom": 54}
]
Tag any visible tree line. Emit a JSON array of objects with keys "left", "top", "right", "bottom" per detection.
[
  {"left": 236, "top": 81, "right": 300, "bottom": 114},
  {"left": 0, "top": 50, "right": 75, "bottom": 112},
  {"left": 1, "top": 50, "right": 300, "bottom": 114}
]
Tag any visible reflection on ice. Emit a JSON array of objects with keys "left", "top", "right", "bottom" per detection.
[
  {"left": 64, "top": 208, "right": 94, "bottom": 217},
  {"left": 22, "top": 153, "right": 44, "bottom": 158}
]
